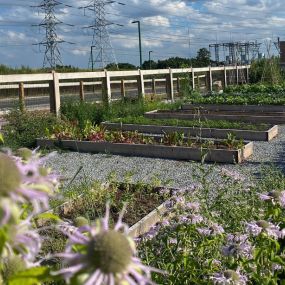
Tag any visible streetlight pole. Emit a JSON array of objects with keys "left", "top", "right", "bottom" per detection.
[
  {"left": 90, "top": 45, "right": 95, "bottom": 71},
  {"left": 149, "top": 50, "right": 153, "bottom": 70},
  {"left": 132, "top": 20, "right": 142, "bottom": 68}
]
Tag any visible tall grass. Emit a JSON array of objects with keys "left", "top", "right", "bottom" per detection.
[{"left": 60, "top": 99, "right": 182, "bottom": 130}]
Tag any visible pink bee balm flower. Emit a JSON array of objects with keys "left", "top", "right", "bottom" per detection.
[
  {"left": 3, "top": 218, "right": 41, "bottom": 268},
  {"left": 54, "top": 204, "right": 164, "bottom": 284},
  {"left": 222, "top": 234, "right": 253, "bottom": 259},
  {"left": 210, "top": 269, "right": 248, "bottom": 285},
  {"left": 198, "top": 223, "right": 224, "bottom": 237},
  {"left": 259, "top": 190, "right": 285, "bottom": 208},
  {"left": 245, "top": 220, "right": 281, "bottom": 239},
  {"left": 0, "top": 150, "right": 58, "bottom": 214}
]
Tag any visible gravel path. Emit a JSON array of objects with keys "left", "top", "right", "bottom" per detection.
[{"left": 46, "top": 125, "right": 285, "bottom": 188}]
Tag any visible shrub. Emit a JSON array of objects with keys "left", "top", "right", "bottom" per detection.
[{"left": 4, "top": 109, "right": 59, "bottom": 148}]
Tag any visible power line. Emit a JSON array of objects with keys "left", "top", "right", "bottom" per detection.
[
  {"left": 32, "top": 0, "right": 74, "bottom": 68},
  {"left": 80, "top": 0, "right": 125, "bottom": 69}
]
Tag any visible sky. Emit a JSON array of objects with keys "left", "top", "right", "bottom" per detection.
[{"left": 0, "top": 0, "right": 284, "bottom": 68}]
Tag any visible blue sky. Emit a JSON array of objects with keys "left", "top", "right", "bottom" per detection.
[{"left": 0, "top": 0, "right": 284, "bottom": 68}]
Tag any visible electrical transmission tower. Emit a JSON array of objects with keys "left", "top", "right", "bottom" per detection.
[
  {"left": 33, "top": 0, "right": 73, "bottom": 69},
  {"left": 81, "top": 0, "right": 124, "bottom": 70}
]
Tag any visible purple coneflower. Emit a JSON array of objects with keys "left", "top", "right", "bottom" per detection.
[
  {"left": 210, "top": 269, "right": 248, "bottom": 285},
  {"left": 245, "top": 220, "right": 281, "bottom": 239},
  {"left": 54, "top": 204, "right": 163, "bottom": 284},
  {"left": 259, "top": 190, "right": 285, "bottom": 208}
]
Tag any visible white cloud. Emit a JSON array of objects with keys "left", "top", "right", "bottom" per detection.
[{"left": 0, "top": 0, "right": 283, "bottom": 67}]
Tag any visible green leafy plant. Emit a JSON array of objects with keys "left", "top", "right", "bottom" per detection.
[{"left": 3, "top": 109, "right": 59, "bottom": 148}]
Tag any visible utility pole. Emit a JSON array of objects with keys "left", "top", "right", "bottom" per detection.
[
  {"left": 32, "top": 0, "right": 73, "bottom": 69},
  {"left": 81, "top": 0, "right": 124, "bottom": 70},
  {"left": 149, "top": 50, "right": 153, "bottom": 69},
  {"left": 132, "top": 20, "right": 142, "bottom": 68}
]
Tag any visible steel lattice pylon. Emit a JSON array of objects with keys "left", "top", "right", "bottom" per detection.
[
  {"left": 33, "top": 0, "right": 67, "bottom": 69},
  {"left": 83, "top": 0, "right": 118, "bottom": 70}
]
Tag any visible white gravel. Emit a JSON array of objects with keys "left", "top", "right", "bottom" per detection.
[{"left": 46, "top": 125, "right": 285, "bottom": 188}]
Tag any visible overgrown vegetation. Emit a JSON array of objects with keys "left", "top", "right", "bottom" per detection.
[
  {"left": 139, "top": 166, "right": 285, "bottom": 284},
  {"left": 3, "top": 109, "right": 59, "bottom": 149},
  {"left": 60, "top": 99, "right": 182, "bottom": 130},
  {"left": 110, "top": 116, "right": 270, "bottom": 131}
]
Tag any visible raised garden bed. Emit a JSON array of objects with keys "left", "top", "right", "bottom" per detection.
[
  {"left": 39, "top": 183, "right": 176, "bottom": 261},
  {"left": 145, "top": 109, "right": 285, "bottom": 124},
  {"left": 181, "top": 103, "right": 285, "bottom": 113},
  {"left": 37, "top": 137, "right": 253, "bottom": 164},
  {"left": 102, "top": 121, "right": 278, "bottom": 141},
  {"left": 55, "top": 184, "right": 174, "bottom": 237}
]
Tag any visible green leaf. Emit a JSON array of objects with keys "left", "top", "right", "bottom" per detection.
[
  {"left": 8, "top": 267, "right": 52, "bottom": 285},
  {"left": 0, "top": 228, "right": 8, "bottom": 254},
  {"left": 0, "top": 133, "right": 4, "bottom": 144}
]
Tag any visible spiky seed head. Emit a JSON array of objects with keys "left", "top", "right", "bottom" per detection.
[
  {"left": 268, "top": 191, "right": 281, "bottom": 200},
  {"left": 16, "top": 148, "right": 33, "bottom": 161},
  {"left": 2, "top": 255, "right": 26, "bottom": 281},
  {"left": 0, "top": 154, "right": 21, "bottom": 196},
  {"left": 257, "top": 220, "right": 270, "bottom": 229},
  {"left": 224, "top": 270, "right": 240, "bottom": 281},
  {"left": 87, "top": 230, "right": 133, "bottom": 274},
  {"left": 39, "top": 167, "right": 49, "bottom": 177},
  {"left": 74, "top": 217, "right": 89, "bottom": 227}
]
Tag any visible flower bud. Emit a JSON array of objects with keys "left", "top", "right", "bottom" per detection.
[
  {"left": 73, "top": 217, "right": 89, "bottom": 227},
  {"left": 0, "top": 154, "right": 21, "bottom": 196},
  {"left": 2, "top": 255, "right": 26, "bottom": 281},
  {"left": 16, "top": 148, "right": 33, "bottom": 161}
]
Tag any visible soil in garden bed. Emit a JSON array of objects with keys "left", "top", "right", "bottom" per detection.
[{"left": 56, "top": 183, "right": 168, "bottom": 226}]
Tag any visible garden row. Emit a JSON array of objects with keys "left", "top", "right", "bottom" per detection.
[{"left": 36, "top": 98, "right": 284, "bottom": 164}]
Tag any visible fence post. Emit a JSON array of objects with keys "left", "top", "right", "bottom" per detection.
[
  {"left": 121, "top": 79, "right": 126, "bottom": 99},
  {"left": 192, "top": 67, "right": 195, "bottom": 90},
  {"left": 223, "top": 66, "right": 227, "bottom": 88},
  {"left": 166, "top": 68, "right": 174, "bottom": 101},
  {"left": 49, "top": 71, "right": 61, "bottom": 117},
  {"left": 176, "top": 77, "right": 180, "bottom": 94},
  {"left": 102, "top": 70, "right": 111, "bottom": 105},
  {"left": 151, "top": 77, "right": 156, "bottom": 96},
  {"left": 137, "top": 69, "right": 145, "bottom": 100},
  {"left": 18, "top": 82, "right": 25, "bottom": 112},
  {"left": 208, "top": 66, "right": 213, "bottom": 92},
  {"left": 246, "top": 66, "right": 250, "bottom": 83},
  {"left": 236, "top": 65, "right": 239, "bottom": 85},
  {"left": 79, "top": 81, "right": 85, "bottom": 101}
]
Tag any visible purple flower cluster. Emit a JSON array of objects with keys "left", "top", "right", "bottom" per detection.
[
  {"left": 197, "top": 223, "right": 224, "bottom": 237},
  {"left": 245, "top": 220, "right": 282, "bottom": 239},
  {"left": 0, "top": 149, "right": 58, "bottom": 268},
  {"left": 259, "top": 190, "right": 285, "bottom": 208},
  {"left": 222, "top": 234, "right": 253, "bottom": 259},
  {"left": 210, "top": 269, "right": 248, "bottom": 285}
]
